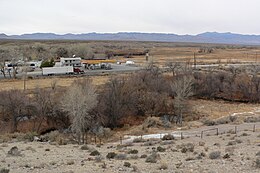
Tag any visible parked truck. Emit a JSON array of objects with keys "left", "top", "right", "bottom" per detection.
[
  {"left": 42, "top": 66, "right": 74, "bottom": 76},
  {"left": 89, "top": 63, "right": 112, "bottom": 70}
]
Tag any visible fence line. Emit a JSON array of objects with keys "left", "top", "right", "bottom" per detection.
[{"left": 120, "top": 123, "right": 260, "bottom": 144}]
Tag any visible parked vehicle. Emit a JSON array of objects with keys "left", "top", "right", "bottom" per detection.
[
  {"left": 42, "top": 66, "right": 74, "bottom": 76},
  {"left": 125, "top": 60, "right": 135, "bottom": 65},
  {"left": 73, "top": 68, "right": 84, "bottom": 74},
  {"left": 89, "top": 63, "right": 112, "bottom": 70}
]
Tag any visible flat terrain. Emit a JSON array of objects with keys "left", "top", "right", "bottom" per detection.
[{"left": 1, "top": 40, "right": 260, "bottom": 91}]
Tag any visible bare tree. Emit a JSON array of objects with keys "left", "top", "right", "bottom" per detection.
[
  {"left": 0, "top": 49, "right": 8, "bottom": 78},
  {"left": 60, "top": 79, "right": 97, "bottom": 144},
  {"left": 171, "top": 72, "right": 194, "bottom": 125},
  {"left": 99, "top": 77, "right": 132, "bottom": 128},
  {"left": 32, "top": 87, "right": 53, "bottom": 133},
  {"left": 0, "top": 90, "right": 29, "bottom": 132}
]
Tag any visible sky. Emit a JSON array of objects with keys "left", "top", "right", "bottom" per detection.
[{"left": 0, "top": 0, "right": 259, "bottom": 35}]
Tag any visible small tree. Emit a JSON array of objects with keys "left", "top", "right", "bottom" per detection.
[
  {"left": 60, "top": 79, "right": 97, "bottom": 144},
  {"left": 171, "top": 69, "right": 194, "bottom": 125}
]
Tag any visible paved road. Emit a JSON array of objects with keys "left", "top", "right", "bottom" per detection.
[
  {"left": 1, "top": 62, "right": 259, "bottom": 79},
  {"left": 0, "top": 64, "right": 141, "bottom": 79}
]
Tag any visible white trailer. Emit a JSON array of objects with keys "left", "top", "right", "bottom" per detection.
[{"left": 42, "top": 66, "right": 74, "bottom": 76}]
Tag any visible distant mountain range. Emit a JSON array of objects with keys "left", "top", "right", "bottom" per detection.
[{"left": 1, "top": 32, "right": 260, "bottom": 45}]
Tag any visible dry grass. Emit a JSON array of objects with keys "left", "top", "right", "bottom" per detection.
[
  {"left": 191, "top": 99, "right": 258, "bottom": 120},
  {"left": 0, "top": 75, "right": 110, "bottom": 91},
  {"left": 130, "top": 46, "right": 260, "bottom": 65}
]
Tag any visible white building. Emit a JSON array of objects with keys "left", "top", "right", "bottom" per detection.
[{"left": 59, "top": 57, "right": 82, "bottom": 67}]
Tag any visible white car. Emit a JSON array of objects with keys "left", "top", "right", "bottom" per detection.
[{"left": 125, "top": 60, "right": 135, "bottom": 65}]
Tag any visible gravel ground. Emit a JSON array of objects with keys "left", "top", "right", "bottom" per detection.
[{"left": 1, "top": 124, "right": 260, "bottom": 173}]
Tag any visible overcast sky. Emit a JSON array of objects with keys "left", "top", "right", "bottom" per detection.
[{"left": 0, "top": 0, "right": 259, "bottom": 35}]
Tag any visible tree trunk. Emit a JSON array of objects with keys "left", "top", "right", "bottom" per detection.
[
  {"left": 11, "top": 115, "right": 18, "bottom": 133},
  {"left": 12, "top": 67, "right": 16, "bottom": 79}
]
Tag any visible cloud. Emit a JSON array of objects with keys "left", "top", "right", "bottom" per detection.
[{"left": 0, "top": 0, "right": 259, "bottom": 35}]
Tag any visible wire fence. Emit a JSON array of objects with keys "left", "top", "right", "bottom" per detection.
[{"left": 120, "top": 123, "right": 260, "bottom": 144}]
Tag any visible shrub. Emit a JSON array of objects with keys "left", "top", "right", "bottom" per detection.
[
  {"left": 90, "top": 150, "right": 100, "bottom": 156},
  {"left": 235, "top": 139, "right": 242, "bottom": 144},
  {"left": 223, "top": 153, "right": 230, "bottom": 159},
  {"left": 7, "top": 146, "right": 22, "bottom": 156},
  {"left": 23, "top": 132, "right": 38, "bottom": 142},
  {"left": 123, "top": 162, "right": 131, "bottom": 167},
  {"left": 40, "top": 59, "right": 55, "bottom": 68},
  {"left": 145, "top": 152, "right": 160, "bottom": 163},
  {"left": 81, "top": 145, "right": 89, "bottom": 150},
  {"left": 227, "top": 141, "right": 236, "bottom": 146},
  {"left": 181, "top": 143, "right": 194, "bottom": 153},
  {"left": 66, "top": 160, "right": 75, "bottom": 165},
  {"left": 256, "top": 158, "right": 260, "bottom": 168},
  {"left": 0, "top": 168, "right": 10, "bottom": 173},
  {"left": 142, "top": 117, "right": 163, "bottom": 128},
  {"left": 244, "top": 116, "right": 260, "bottom": 123},
  {"left": 185, "top": 157, "right": 195, "bottom": 161},
  {"left": 202, "top": 118, "right": 215, "bottom": 126},
  {"left": 143, "top": 141, "right": 158, "bottom": 146},
  {"left": 106, "top": 152, "right": 117, "bottom": 159},
  {"left": 128, "top": 149, "right": 138, "bottom": 154},
  {"left": 132, "top": 165, "right": 138, "bottom": 172},
  {"left": 133, "top": 138, "right": 146, "bottom": 143},
  {"left": 199, "top": 141, "right": 205, "bottom": 146},
  {"left": 162, "top": 134, "right": 174, "bottom": 141},
  {"left": 42, "top": 130, "right": 61, "bottom": 142},
  {"left": 129, "top": 155, "right": 139, "bottom": 160},
  {"left": 256, "top": 151, "right": 260, "bottom": 156},
  {"left": 241, "top": 133, "right": 249, "bottom": 136},
  {"left": 140, "top": 154, "right": 147, "bottom": 158},
  {"left": 157, "top": 146, "right": 166, "bottom": 152},
  {"left": 95, "top": 156, "right": 104, "bottom": 163},
  {"left": 209, "top": 151, "right": 221, "bottom": 159}
]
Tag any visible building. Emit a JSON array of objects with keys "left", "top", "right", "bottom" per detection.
[{"left": 59, "top": 57, "right": 82, "bottom": 67}]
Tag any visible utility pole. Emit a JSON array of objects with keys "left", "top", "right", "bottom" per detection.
[{"left": 23, "top": 58, "right": 28, "bottom": 91}]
